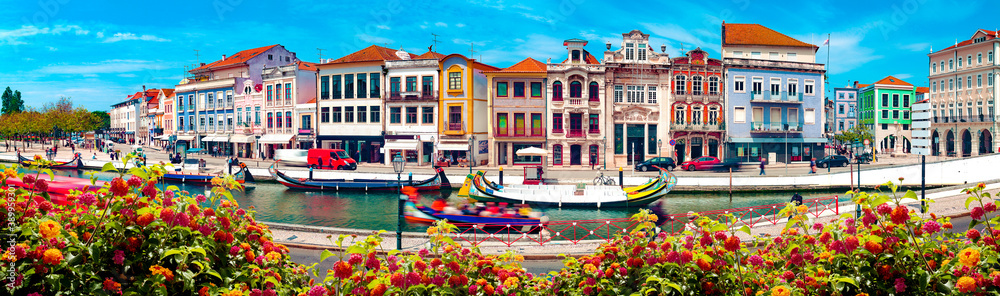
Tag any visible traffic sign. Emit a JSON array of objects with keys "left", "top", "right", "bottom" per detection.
[
  {"left": 863, "top": 139, "right": 870, "bottom": 146},
  {"left": 669, "top": 139, "right": 675, "bottom": 146}
]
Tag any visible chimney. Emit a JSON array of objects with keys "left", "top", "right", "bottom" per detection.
[
  {"left": 222, "top": 54, "right": 227, "bottom": 60},
  {"left": 853, "top": 81, "right": 858, "bottom": 88},
  {"left": 200, "top": 63, "right": 206, "bottom": 66}
]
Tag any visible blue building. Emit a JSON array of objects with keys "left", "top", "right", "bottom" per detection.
[
  {"left": 833, "top": 85, "right": 859, "bottom": 133},
  {"left": 721, "top": 23, "right": 827, "bottom": 164}
]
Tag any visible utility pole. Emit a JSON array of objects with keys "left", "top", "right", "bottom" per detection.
[
  {"left": 194, "top": 49, "right": 200, "bottom": 64},
  {"left": 431, "top": 33, "right": 440, "bottom": 51},
  {"left": 469, "top": 42, "right": 477, "bottom": 58},
  {"left": 317, "top": 48, "right": 325, "bottom": 62}
]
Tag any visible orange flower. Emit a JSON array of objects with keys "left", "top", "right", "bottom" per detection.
[
  {"left": 771, "top": 285, "right": 791, "bottom": 296},
  {"left": 958, "top": 248, "right": 980, "bottom": 268},
  {"left": 42, "top": 249, "right": 63, "bottom": 265},
  {"left": 265, "top": 251, "right": 281, "bottom": 263},
  {"left": 150, "top": 265, "right": 175, "bottom": 281},
  {"left": 957, "top": 276, "right": 977, "bottom": 293},
  {"left": 39, "top": 220, "right": 62, "bottom": 239},
  {"left": 796, "top": 205, "right": 809, "bottom": 214}
]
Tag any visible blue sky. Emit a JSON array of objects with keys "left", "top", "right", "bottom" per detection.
[{"left": 0, "top": 0, "right": 988, "bottom": 111}]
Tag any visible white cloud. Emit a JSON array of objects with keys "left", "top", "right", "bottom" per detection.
[
  {"left": 376, "top": 25, "right": 391, "bottom": 30},
  {"left": 102, "top": 32, "right": 170, "bottom": 43},
  {"left": 518, "top": 12, "right": 553, "bottom": 24},
  {"left": 470, "top": 0, "right": 506, "bottom": 10},
  {"left": 478, "top": 34, "right": 564, "bottom": 64},
  {"left": 118, "top": 73, "right": 137, "bottom": 78},
  {"left": 435, "top": 22, "right": 448, "bottom": 28},
  {"left": 47, "top": 46, "right": 57, "bottom": 51},
  {"left": 641, "top": 23, "right": 718, "bottom": 53},
  {"left": 357, "top": 34, "right": 393, "bottom": 45},
  {"left": 456, "top": 23, "right": 466, "bottom": 28},
  {"left": 0, "top": 24, "right": 89, "bottom": 45},
  {"left": 96, "top": 31, "right": 104, "bottom": 38},
  {"left": 37, "top": 59, "right": 169, "bottom": 75},
  {"left": 901, "top": 42, "right": 931, "bottom": 52},
  {"left": 805, "top": 30, "right": 882, "bottom": 75},
  {"left": 892, "top": 73, "right": 913, "bottom": 80}
]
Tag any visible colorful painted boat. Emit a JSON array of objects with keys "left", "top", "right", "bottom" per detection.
[
  {"left": 269, "top": 164, "right": 451, "bottom": 191},
  {"left": 403, "top": 201, "right": 542, "bottom": 225},
  {"left": 18, "top": 153, "right": 83, "bottom": 170},
  {"left": 6, "top": 174, "right": 107, "bottom": 205},
  {"left": 458, "top": 167, "right": 677, "bottom": 208},
  {"left": 162, "top": 162, "right": 254, "bottom": 184}
]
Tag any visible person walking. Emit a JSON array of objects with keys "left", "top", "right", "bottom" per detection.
[
  {"left": 759, "top": 156, "right": 767, "bottom": 175},
  {"left": 590, "top": 152, "right": 597, "bottom": 170},
  {"left": 808, "top": 157, "right": 817, "bottom": 174},
  {"left": 789, "top": 192, "right": 804, "bottom": 219}
]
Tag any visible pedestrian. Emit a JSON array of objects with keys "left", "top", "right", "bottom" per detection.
[
  {"left": 590, "top": 152, "right": 597, "bottom": 170},
  {"left": 809, "top": 157, "right": 816, "bottom": 174},
  {"left": 646, "top": 200, "right": 673, "bottom": 242},
  {"left": 759, "top": 156, "right": 766, "bottom": 175},
  {"left": 789, "top": 192, "right": 804, "bottom": 219}
]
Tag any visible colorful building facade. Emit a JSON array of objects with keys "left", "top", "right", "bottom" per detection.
[
  {"left": 383, "top": 49, "right": 445, "bottom": 165},
  {"left": 546, "top": 39, "right": 606, "bottom": 168},
  {"left": 669, "top": 48, "right": 724, "bottom": 162},
  {"left": 486, "top": 57, "right": 548, "bottom": 166},
  {"left": 857, "top": 76, "right": 916, "bottom": 154},
  {"left": 928, "top": 29, "right": 999, "bottom": 157},
  {"left": 437, "top": 54, "right": 497, "bottom": 165},
  {"left": 832, "top": 85, "right": 858, "bottom": 134},
  {"left": 259, "top": 61, "right": 317, "bottom": 158}
]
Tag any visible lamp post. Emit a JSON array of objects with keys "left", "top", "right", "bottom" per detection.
[
  {"left": 468, "top": 136, "right": 475, "bottom": 175},
  {"left": 393, "top": 154, "right": 405, "bottom": 250},
  {"left": 657, "top": 139, "right": 663, "bottom": 158},
  {"left": 602, "top": 135, "right": 607, "bottom": 170}
]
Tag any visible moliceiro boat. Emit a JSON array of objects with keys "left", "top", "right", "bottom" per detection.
[
  {"left": 458, "top": 167, "right": 677, "bottom": 208},
  {"left": 162, "top": 162, "right": 255, "bottom": 184},
  {"left": 403, "top": 201, "right": 543, "bottom": 225},
  {"left": 18, "top": 152, "right": 83, "bottom": 170},
  {"left": 268, "top": 164, "right": 451, "bottom": 191}
]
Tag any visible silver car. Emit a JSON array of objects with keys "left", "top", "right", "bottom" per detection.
[{"left": 274, "top": 149, "right": 308, "bottom": 166}]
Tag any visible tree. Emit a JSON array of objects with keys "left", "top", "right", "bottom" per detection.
[
  {"left": 91, "top": 110, "right": 110, "bottom": 131},
  {"left": 834, "top": 124, "right": 874, "bottom": 144},
  {"left": 1, "top": 86, "right": 24, "bottom": 115}
]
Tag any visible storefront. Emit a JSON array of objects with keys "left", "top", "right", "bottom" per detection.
[
  {"left": 496, "top": 142, "right": 545, "bottom": 165},
  {"left": 230, "top": 134, "right": 256, "bottom": 159},
  {"left": 200, "top": 134, "right": 232, "bottom": 156},
  {"left": 258, "top": 134, "right": 294, "bottom": 159},
  {"left": 726, "top": 137, "right": 826, "bottom": 163},
  {"left": 317, "top": 136, "right": 384, "bottom": 164}
]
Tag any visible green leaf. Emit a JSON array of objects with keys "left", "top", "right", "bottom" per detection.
[
  {"left": 966, "top": 196, "right": 979, "bottom": 209},
  {"left": 970, "top": 219, "right": 980, "bottom": 229},
  {"left": 903, "top": 190, "right": 917, "bottom": 201},
  {"left": 738, "top": 225, "right": 751, "bottom": 236},
  {"left": 190, "top": 247, "right": 207, "bottom": 257},
  {"left": 102, "top": 162, "right": 118, "bottom": 172},
  {"left": 166, "top": 185, "right": 180, "bottom": 192},
  {"left": 710, "top": 223, "right": 728, "bottom": 233},
  {"left": 835, "top": 277, "right": 858, "bottom": 287},
  {"left": 346, "top": 245, "right": 366, "bottom": 254},
  {"left": 319, "top": 249, "right": 335, "bottom": 263},
  {"left": 871, "top": 195, "right": 891, "bottom": 207},
  {"left": 161, "top": 249, "right": 184, "bottom": 260},
  {"left": 204, "top": 270, "right": 223, "bottom": 281}
]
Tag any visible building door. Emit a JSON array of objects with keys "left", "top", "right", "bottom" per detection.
[
  {"left": 946, "top": 131, "right": 955, "bottom": 156},
  {"left": 498, "top": 142, "right": 508, "bottom": 165},
  {"left": 708, "top": 139, "right": 719, "bottom": 157},
  {"left": 570, "top": 145, "right": 582, "bottom": 165},
  {"left": 626, "top": 124, "right": 645, "bottom": 164},
  {"left": 962, "top": 130, "right": 972, "bottom": 157},
  {"left": 690, "top": 137, "right": 703, "bottom": 159},
  {"left": 675, "top": 143, "right": 686, "bottom": 163},
  {"left": 931, "top": 130, "right": 940, "bottom": 156}
]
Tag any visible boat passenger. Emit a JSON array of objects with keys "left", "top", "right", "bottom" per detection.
[
  {"left": 443, "top": 206, "right": 461, "bottom": 215},
  {"left": 518, "top": 204, "right": 531, "bottom": 217},
  {"left": 431, "top": 199, "right": 447, "bottom": 212}
]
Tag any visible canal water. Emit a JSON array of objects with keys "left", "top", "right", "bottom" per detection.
[{"left": 45, "top": 169, "right": 845, "bottom": 232}]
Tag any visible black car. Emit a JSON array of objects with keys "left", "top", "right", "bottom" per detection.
[
  {"left": 816, "top": 155, "right": 850, "bottom": 168},
  {"left": 635, "top": 157, "right": 676, "bottom": 171},
  {"left": 710, "top": 158, "right": 743, "bottom": 172}
]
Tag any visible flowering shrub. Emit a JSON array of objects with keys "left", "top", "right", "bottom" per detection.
[{"left": 0, "top": 155, "right": 311, "bottom": 294}]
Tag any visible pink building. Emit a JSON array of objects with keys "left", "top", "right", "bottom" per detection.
[{"left": 259, "top": 61, "right": 318, "bottom": 158}]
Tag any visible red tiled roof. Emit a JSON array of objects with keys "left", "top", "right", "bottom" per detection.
[
  {"left": 191, "top": 45, "right": 280, "bottom": 72},
  {"left": 160, "top": 89, "right": 174, "bottom": 98},
  {"left": 873, "top": 75, "right": 913, "bottom": 87},
  {"left": 488, "top": 58, "right": 547, "bottom": 73},
  {"left": 416, "top": 51, "right": 446, "bottom": 60},
  {"left": 856, "top": 83, "right": 871, "bottom": 89},
  {"left": 915, "top": 87, "right": 929, "bottom": 94},
  {"left": 723, "top": 23, "right": 818, "bottom": 49},
  {"left": 939, "top": 29, "right": 999, "bottom": 52},
  {"left": 559, "top": 49, "right": 601, "bottom": 65},
  {"left": 325, "top": 45, "right": 416, "bottom": 65},
  {"left": 305, "top": 98, "right": 316, "bottom": 104},
  {"left": 297, "top": 61, "right": 318, "bottom": 71}
]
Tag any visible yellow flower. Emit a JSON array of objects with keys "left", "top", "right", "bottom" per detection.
[
  {"left": 957, "top": 276, "right": 977, "bottom": 293},
  {"left": 39, "top": 220, "right": 62, "bottom": 239},
  {"left": 265, "top": 251, "right": 282, "bottom": 263},
  {"left": 857, "top": 293, "right": 870, "bottom": 296},
  {"left": 958, "top": 248, "right": 980, "bottom": 268},
  {"left": 770, "top": 285, "right": 791, "bottom": 296},
  {"left": 796, "top": 205, "right": 809, "bottom": 214},
  {"left": 42, "top": 249, "right": 63, "bottom": 265}
]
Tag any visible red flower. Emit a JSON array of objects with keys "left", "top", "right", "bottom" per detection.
[
  {"left": 986, "top": 202, "right": 998, "bottom": 213},
  {"left": 390, "top": 273, "right": 403, "bottom": 288},
  {"left": 696, "top": 258, "right": 711, "bottom": 271},
  {"left": 864, "top": 241, "right": 882, "bottom": 254},
  {"left": 136, "top": 213, "right": 155, "bottom": 226},
  {"left": 126, "top": 176, "right": 143, "bottom": 188},
  {"left": 971, "top": 207, "right": 985, "bottom": 220},
  {"left": 103, "top": 278, "right": 122, "bottom": 293},
  {"left": 369, "top": 284, "right": 387, "bottom": 296},
  {"left": 333, "top": 261, "right": 352, "bottom": 279},
  {"left": 141, "top": 183, "right": 157, "bottom": 197},
  {"left": 890, "top": 206, "right": 910, "bottom": 224},
  {"left": 34, "top": 178, "right": 48, "bottom": 192},
  {"left": 110, "top": 177, "right": 128, "bottom": 197},
  {"left": 724, "top": 236, "right": 740, "bottom": 252}
]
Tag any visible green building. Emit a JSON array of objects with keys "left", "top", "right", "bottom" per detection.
[{"left": 857, "top": 76, "right": 917, "bottom": 154}]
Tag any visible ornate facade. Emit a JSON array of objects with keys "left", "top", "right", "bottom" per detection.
[
  {"left": 669, "top": 48, "right": 724, "bottom": 162},
  {"left": 546, "top": 39, "right": 607, "bottom": 168}
]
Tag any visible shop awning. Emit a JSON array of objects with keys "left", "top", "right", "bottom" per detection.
[
  {"left": 383, "top": 140, "right": 419, "bottom": 150},
  {"left": 728, "top": 137, "right": 829, "bottom": 144},
  {"left": 202, "top": 135, "right": 230, "bottom": 142},
  {"left": 175, "top": 135, "right": 196, "bottom": 141},
  {"left": 438, "top": 143, "right": 472, "bottom": 151},
  {"left": 230, "top": 134, "right": 255, "bottom": 143},
  {"left": 154, "top": 135, "right": 170, "bottom": 140},
  {"left": 258, "top": 134, "right": 294, "bottom": 144}
]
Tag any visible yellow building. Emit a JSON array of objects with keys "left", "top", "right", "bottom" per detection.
[{"left": 436, "top": 54, "right": 497, "bottom": 165}]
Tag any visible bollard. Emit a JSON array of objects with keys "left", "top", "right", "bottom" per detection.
[
  {"left": 409, "top": 172, "right": 413, "bottom": 186},
  {"left": 499, "top": 166, "right": 503, "bottom": 186},
  {"left": 618, "top": 167, "right": 623, "bottom": 189},
  {"left": 309, "top": 166, "right": 314, "bottom": 180}
]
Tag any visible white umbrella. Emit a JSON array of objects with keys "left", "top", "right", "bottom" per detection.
[{"left": 515, "top": 147, "right": 548, "bottom": 156}]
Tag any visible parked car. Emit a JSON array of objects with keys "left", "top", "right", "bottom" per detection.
[
  {"left": 635, "top": 157, "right": 676, "bottom": 171},
  {"left": 679, "top": 156, "right": 721, "bottom": 171},
  {"left": 307, "top": 149, "right": 357, "bottom": 170},
  {"left": 274, "top": 149, "right": 309, "bottom": 167},
  {"left": 816, "top": 155, "right": 850, "bottom": 168},
  {"left": 710, "top": 158, "right": 743, "bottom": 172},
  {"left": 855, "top": 153, "right": 873, "bottom": 164}
]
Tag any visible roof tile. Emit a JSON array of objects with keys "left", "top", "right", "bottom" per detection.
[
  {"left": 325, "top": 45, "right": 416, "bottom": 64},
  {"left": 192, "top": 45, "right": 280, "bottom": 72},
  {"left": 489, "top": 57, "right": 547, "bottom": 73},
  {"left": 723, "top": 23, "right": 818, "bottom": 49},
  {"left": 873, "top": 75, "right": 913, "bottom": 87}
]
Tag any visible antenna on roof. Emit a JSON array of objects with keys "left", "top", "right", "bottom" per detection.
[
  {"left": 431, "top": 33, "right": 440, "bottom": 51},
  {"left": 193, "top": 49, "right": 200, "bottom": 64},
  {"left": 317, "top": 48, "right": 325, "bottom": 63},
  {"left": 470, "top": 42, "right": 477, "bottom": 58}
]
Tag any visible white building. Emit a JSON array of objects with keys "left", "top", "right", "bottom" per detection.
[{"left": 382, "top": 49, "right": 444, "bottom": 165}]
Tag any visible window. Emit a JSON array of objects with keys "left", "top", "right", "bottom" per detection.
[
  {"left": 496, "top": 81, "right": 508, "bottom": 97},
  {"left": 344, "top": 106, "right": 354, "bottom": 122},
  {"left": 273, "top": 112, "right": 281, "bottom": 128},
  {"left": 787, "top": 79, "right": 798, "bottom": 96},
  {"left": 804, "top": 108, "right": 815, "bottom": 124},
  {"left": 301, "top": 115, "right": 311, "bottom": 129},
  {"left": 405, "top": 107, "right": 417, "bottom": 124},
  {"left": 968, "top": 75, "right": 973, "bottom": 88},
  {"left": 389, "top": 107, "right": 401, "bottom": 123},
  {"left": 421, "top": 76, "right": 433, "bottom": 95},
  {"left": 882, "top": 124, "right": 888, "bottom": 130},
  {"left": 513, "top": 82, "right": 525, "bottom": 97},
  {"left": 892, "top": 94, "right": 899, "bottom": 107},
  {"left": 903, "top": 111, "right": 909, "bottom": 119},
  {"left": 674, "top": 105, "right": 685, "bottom": 124},
  {"left": 732, "top": 51, "right": 742, "bottom": 57},
  {"left": 978, "top": 74, "right": 983, "bottom": 87},
  {"left": 932, "top": 63, "right": 937, "bottom": 73},
  {"left": 787, "top": 52, "right": 797, "bottom": 61},
  {"left": 769, "top": 52, "right": 779, "bottom": 59},
  {"left": 950, "top": 79, "right": 954, "bottom": 90},
  {"left": 448, "top": 71, "right": 462, "bottom": 90},
  {"left": 448, "top": 106, "right": 462, "bottom": 128},
  {"left": 734, "top": 76, "right": 745, "bottom": 93},
  {"left": 404, "top": 76, "right": 417, "bottom": 93},
  {"left": 990, "top": 73, "right": 995, "bottom": 86},
  {"left": 893, "top": 110, "right": 899, "bottom": 119},
  {"left": 691, "top": 76, "right": 703, "bottom": 95},
  {"left": 940, "top": 61, "right": 945, "bottom": 72},
  {"left": 959, "top": 57, "right": 963, "bottom": 68},
  {"left": 734, "top": 106, "right": 746, "bottom": 123},
  {"left": 804, "top": 80, "right": 814, "bottom": 95},
  {"left": 708, "top": 77, "right": 719, "bottom": 95},
  {"left": 588, "top": 114, "right": 599, "bottom": 133},
  {"left": 949, "top": 59, "right": 954, "bottom": 70},
  {"left": 627, "top": 85, "right": 645, "bottom": 103},
  {"left": 751, "top": 52, "right": 761, "bottom": 59},
  {"left": 274, "top": 84, "right": 281, "bottom": 103},
  {"left": 369, "top": 73, "right": 380, "bottom": 98},
  {"left": 357, "top": 106, "right": 367, "bottom": 123},
  {"left": 692, "top": 106, "right": 702, "bottom": 125},
  {"left": 958, "top": 77, "right": 963, "bottom": 90},
  {"left": 933, "top": 81, "right": 937, "bottom": 92},
  {"left": 206, "top": 93, "right": 214, "bottom": 108},
  {"left": 625, "top": 43, "right": 634, "bottom": 60},
  {"left": 513, "top": 113, "right": 525, "bottom": 135},
  {"left": 647, "top": 86, "right": 657, "bottom": 104},
  {"left": 637, "top": 43, "right": 646, "bottom": 60},
  {"left": 968, "top": 55, "right": 973, "bottom": 67},
  {"left": 254, "top": 107, "right": 261, "bottom": 124},
  {"left": 331, "top": 75, "right": 342, "bottom": 99},
  {"left": 979, "top": 53, "right": 983, "bottom": 64},
  {"left": 882, "top": 110, "right": 889, "bottom": 119},
  {"left": 552, "top": 82, "right": 562, "bottom": 100},
  {"left": 370, "top": 106, "right": 380, "bottom": 123},
  {"left": 496, "top": 113, "right": 508, "bottom": 135},
  {"left": 390, "top": 77, "right": 400, "bottom": 96},
  {"left": 553, "top": 145, "right": 562, "bottom": 165},
  {"left": 752, "top": 77, "right": 763, "bottom": 94},
  {"left": 881, "top": 94, "right": 889, "bottom": 107},
  {"left": 268, "top": 54, "right": 272, "bottom": 60},
  {"left": 903, "top": 94, "right": 910, "bottom": 107},
  {"left": 570, "top": 81, "right": 582, "bottom": 98},
  {"left": 356, "top": 74, "right": 367, "bottom": 98},
  {"left": 839, "top": 104, "right": 844, "bottom": 114},
  {"left": 320, "top": 76, "right": 330, "bottom": 99},
  {"left": 344, "top": 74, "right": 354, "bottom": 99},
  {"left": 571, "top": 50, "right": 580, "bottom": 61},
  {"left": 990, "top": 52, "right": 995, "bottom": 63},
  {"left": 613, "top": 85, "right": 623, "bottom": 103},
  {"left": 708, "top": 107, "right": 719, "bottom": 125},
  {"left": 531, "top": 82, "right": 542, "bottom": 97},
  {"left": 674, "top": 75, "right": 686, "bottom": 95},
  {"left": 422, "top": 107, "right": 433, "bottom": 124},
  {"left": 331, "top": 107, "right": 342, "bottom": 123},
  {"left": 770, "top": 78, "right": 781, "bottom": 96},
  {"left": 589, "top": 82, "right": 599, "bottom": 100}
]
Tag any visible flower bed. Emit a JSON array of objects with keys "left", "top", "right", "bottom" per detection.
[{"left": 4, "top": 155, "right": 1000, "bottom": 295}]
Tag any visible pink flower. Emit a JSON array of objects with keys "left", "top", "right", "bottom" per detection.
[
  {"left": 921, "top": 221, "right": 942, "bottom": 234},
  {"left": 34, "top": 178, "right": 48, "bottom": 192},
  {"left": 986, "top": 202, "right": 998, "bottom": 213},
  {"left": 418, "top": 248, "right": 430, "bottom": 257},
  {"left": 236, "top": 208, "right": 246, "bottom": 216},
  {"left": 406, "top": 271, "right": 420, "bottom": 286},
  {"left": 307, "top": 285, "right": 326, "bottom": 296},
  {"left": 163, "top": 196, "right": 174, "bottom": 207},
  {"left": 895, "top": 278, "right": 907, "bottom": 293},
  {"left": 748, "top": 255, "right": 764, "bottom": 266},
  {"left": 812, "top": 223, "right": 824, "bottom": 231},
  {"left": 972, "top": 207, "right": 986, "bottom": 220},
  {"left": 230, "top": 245, "right": 240, "bottom": 256},
  {"left": 174, "top": 213, "right": 190, "bottom": 227},
  {"left": 126, "top": 176, "right": 143, "bottom": 188},
  {"left": 365, "top": 256, "right": 381, "bottom": 270},
  {"left": 76, "top": 193, "right": 96, "bottom": 206},
  {"left": 876, "top": 203, "right": 892, "bottom": 215},
  {"left": 348, "top": 253, "right": 363, "bottom": 265},
  {"left": 195, "top": 194, "right": 206, "bottom": 203},
  {"left": 141, "top": 184, "right": 157, "bottom": 197},
  {"left": 967, "top": 229, "right": 981, "bottom": 240},
  {"left": 164, "top": 190, "right": 174, "bottom": 199},
  {"left": 113, "top": 250, "right": 125, "bottom": 265}
]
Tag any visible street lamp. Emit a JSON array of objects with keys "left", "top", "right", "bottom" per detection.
[
  {"left": 393, "top": 153, "right": 405, "bottom": 250},
  {"left": 468, "top": 136, "right": 475, "bottom": 175},
  {"left": 602, "top": 135, "right": 607, "bottom": 170},
  {"left": 657, "top": 139, "right": 662, "bottom": 158}
]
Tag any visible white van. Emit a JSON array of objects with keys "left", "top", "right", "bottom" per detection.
[{"left": 274, "top": 149, "right": 308, "bottom": 166}]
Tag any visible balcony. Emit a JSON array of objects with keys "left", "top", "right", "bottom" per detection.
[
  {"left": 936, "top": 115, "right": 997, "bottom": 123},
  {"left": 298, "top": 128, "right": 313, "bottom": 135},
  {"left": 670, "top": 122, "right": 723, "bottom": 131},
  {"left": 751, "top": 91, "right": 803, "bottom": 103},
  {"left": 551, "top": 128, "right": 564, "bottom": 134},
  {"left": 750, "top": 121, "right": 803, "bottom": 133},
  {"left": 568, "top": 99, "right": 583, "bottom": 105},
  {"left": 444, "top": 122, "right": 465, "bottom": 135},
  {"left": 588, "top": 127, "right": 600, "bottom": 134},
  {"left": 567, "top": 129, "right": 585, "bottom": 138}
]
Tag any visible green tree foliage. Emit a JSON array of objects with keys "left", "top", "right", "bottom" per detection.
[
  {"left": 0, "top": 97, "right": 101, "bottom": 140},
  {"left": 1, "top": 86, "right": 24, "bottom": 115},
  {"left": 834, "top": 124, "right": 874, "bottom": 144},
  {"left": 91, "top": 110, "right": 110, "bottom": 130}
]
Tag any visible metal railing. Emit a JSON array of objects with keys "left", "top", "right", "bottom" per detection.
[
  {"left": 751, "top": 91, "right": 803, "bottom": 103},
  {"left": 567, "top": 129, "right": 585, "bottom": 138},
  {"left": 935, "top": 115, "right": 996, "bottom": 123},
  {"left": 751, "top": 121, "right": 804, "bottom": 132}
]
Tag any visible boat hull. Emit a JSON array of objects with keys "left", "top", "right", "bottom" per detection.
[
  {"left": 404, "top": 202, "right": 540, "bottom": 225},
  {"left": 460, "top": 168, "right": 676, "bottom": 208},
  {"left": 270, "top": 165, "right": 451, "bottom": 192}
]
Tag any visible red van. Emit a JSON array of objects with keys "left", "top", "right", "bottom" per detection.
[{"left": 307, "top": 149, "right": 357, "bottom": 170}]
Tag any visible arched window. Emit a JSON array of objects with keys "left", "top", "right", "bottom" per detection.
[
  {"left": 588, "top": 82, "right": 599, "bottom": 101},
  {"left": 675, "top": 75, "right": 686, "bottom": 95},
  {"left": 553, "top": 144, "right": 563, "bottom": 165},
  {"left": 674, "top": 105, "right": 686, "bottom": 124},
  {"left": 570, "top": 81, "right": 582, "bottom": 98},
  {"left": 692, "top": 76, "right": 703, "bottom": 95},
  {"left": 932, "top": 63, "right": 936, "bottom": 73},
  {"left": 552, "top": 82, "right": 563, "bottom": 101}
]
